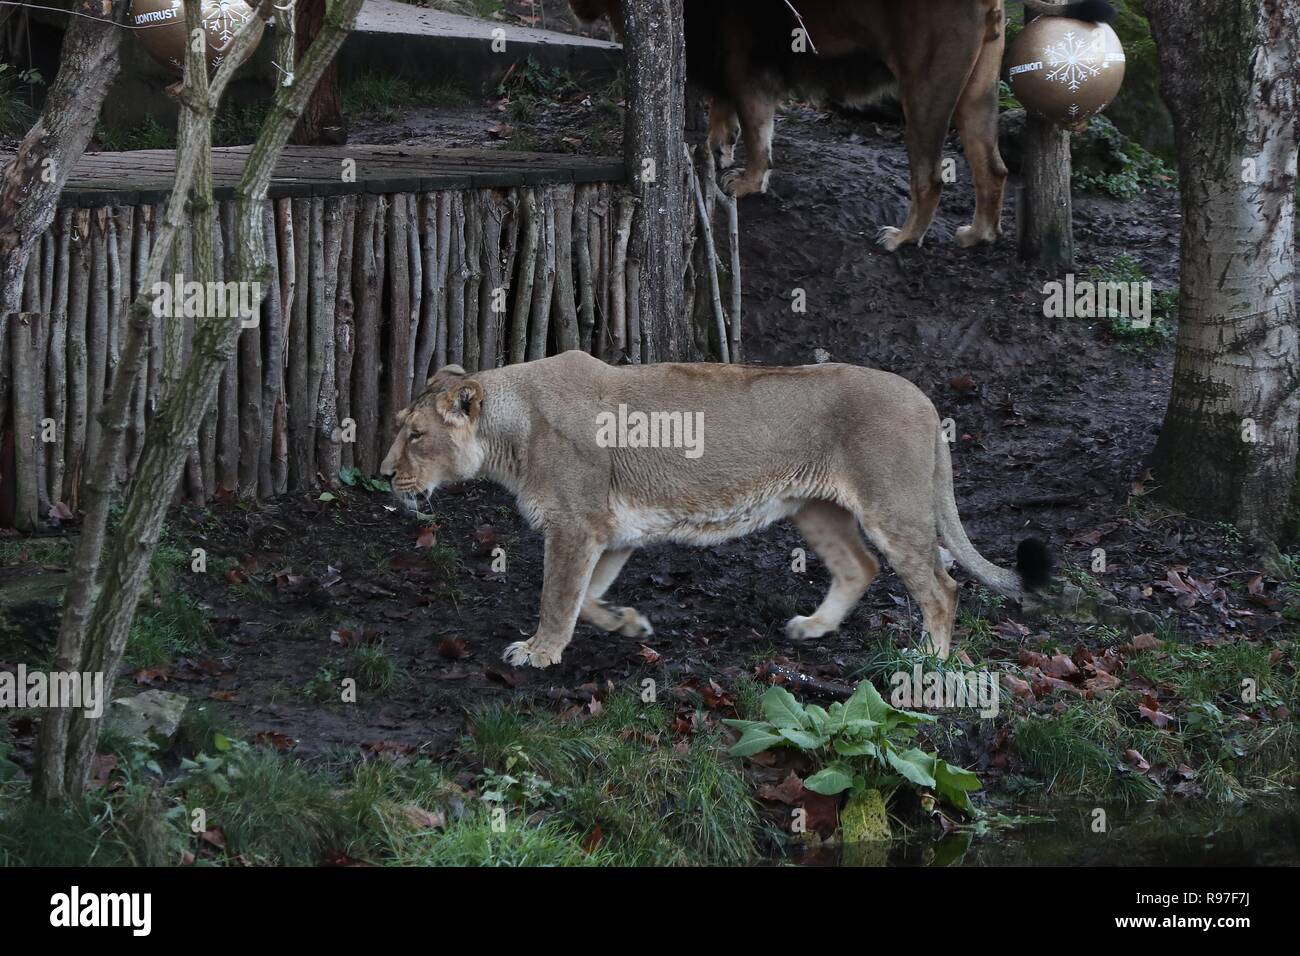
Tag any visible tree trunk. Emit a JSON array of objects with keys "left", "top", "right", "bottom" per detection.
[
  {"left": 0, "top": 1, "right": 130, "bottom": 322},
  {"left": 1016, "top": 9, "right": 1073, "bottom": 271},
  {"left": 291, "top": 0, "right": 347, "bottom": 145},
  {"left": 620, "top": 0, "right": 690, "bottom": 363},
  {"left": 1147, "top": 0, "right": 1299, "bottom": 542},
  {"left": 36, "top": 0, "right": 365, "bottom": 800},
  {"left": 1017, "top": 113, "right": 1074, "bottom": 270}
]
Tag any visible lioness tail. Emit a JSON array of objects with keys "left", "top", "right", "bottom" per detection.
[{"left": 933, "top": 427, "right": 1052, "bottom": 601}]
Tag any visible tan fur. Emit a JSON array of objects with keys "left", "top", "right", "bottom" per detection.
[{"left": 382, "top": 352, "right": 1026, "bottom": 668}]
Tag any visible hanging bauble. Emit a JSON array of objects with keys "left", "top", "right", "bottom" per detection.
[
  {"left": 1007, "top": 16, "right": 1125, "bottom": 131},
  {"left": 131, "top": 0, "right": 264, "bottom": 76}
]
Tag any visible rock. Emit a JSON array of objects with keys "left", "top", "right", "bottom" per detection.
[
  {"left": 107, "top": 690, "right": 189, "bottom": 745},
  {"left": 1023, "top": 583, "right": 1159, "bottom": 635},
  {"left": 1104, "top": 0, "right": 1175, "bottom": 160}
]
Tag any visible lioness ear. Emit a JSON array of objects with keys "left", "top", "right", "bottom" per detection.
[
  {"left": 426, "top": 364, "right": 466, "bottom": 389},
  {"left": 435, "top": 380, "right": 484, "bottom": 426}
]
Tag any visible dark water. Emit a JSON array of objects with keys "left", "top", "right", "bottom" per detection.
[{"left": 797, "top": 801, "right": 1300, "bottom": 866}]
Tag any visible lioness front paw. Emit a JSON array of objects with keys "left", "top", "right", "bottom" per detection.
[
  {"left": 614, "top": 607, "right": 654, "bottom": 639},
  {"left": 785, "top": 615, "right": 834, "bottom": 641},
  {"left": 502, "top": 639, "right": 564, "bottom": 669}
]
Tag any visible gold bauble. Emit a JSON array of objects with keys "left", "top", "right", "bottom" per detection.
[
  {"left": 1007, "top": 17, "right": 1126, "bottom": 131},
  {"left": 131, "top": 0, "right": 264, "bottom": 76}
]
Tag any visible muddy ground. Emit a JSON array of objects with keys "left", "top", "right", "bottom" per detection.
[{"left": 5, "top": 87, "right": 1294, "bottom": 803}]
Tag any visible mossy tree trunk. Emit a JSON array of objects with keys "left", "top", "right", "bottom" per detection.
[
  {"left": 34, "top": 0, "right": 366, "bottom": 800},
  {"left": 0, "top": 0, "right": 130, "bottom": 322},
  {"left": 1146, "top": 0, "right": 1299, "bottom": 541},
  {"left": 620, "top": 0, "right": 690, "bottom": 363}
]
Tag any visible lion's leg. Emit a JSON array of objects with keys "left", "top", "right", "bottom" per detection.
[
  {"left": 862, "top": 522, "right": 959, "bottom": 660},
  {"left": 580, "top": 547, "right": 653, "bottom": 638},
  {"left": 952, "top": 28, "right": 1008, "bottom": 247},
  {"left": 878, "top": 37, "right": 982, "bottom": 251},
  {"left": 503, "top": 526, "right": 602, "bottom": 668},
  {"left": 786, "top": 501, "right": 881, "bottom": 641},
  {"left": 877, "top": 95, "right": 962, "bottom": 251},
  {"left": 708, "top": 100, "right": 741, "bottom": 170},
  {"left": 720, "top": 91, "right": 776, "bottom": 198}
]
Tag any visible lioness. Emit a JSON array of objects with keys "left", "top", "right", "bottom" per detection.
[
  {"left": 569, "top": 0, "right": 1115, "bottom": 250},
  {"left": 381, "top": 352, "right": 1050, "bottom": 668}
]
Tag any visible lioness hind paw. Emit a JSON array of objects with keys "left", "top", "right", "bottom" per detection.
[
  {"left": 615, "top": 608, "right": 653, "bottom": 639},
  {"left": 503, "top": 640, "right": 563, "bottom": 669}
]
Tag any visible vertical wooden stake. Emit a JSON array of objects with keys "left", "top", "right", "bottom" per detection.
[{"left": 9, "top": 313, "right": 42, "bottom": 530}]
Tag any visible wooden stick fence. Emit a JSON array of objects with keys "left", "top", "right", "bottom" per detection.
[{"left": 1, "top": 147, "right": 743, "bottom": 529}]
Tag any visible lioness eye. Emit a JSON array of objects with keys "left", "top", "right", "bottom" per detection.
[{"left": 408, "top": 430, "right": 423, "bottom": 441}]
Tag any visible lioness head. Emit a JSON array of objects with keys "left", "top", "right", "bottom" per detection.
[{"left": 380, "top": 365, "right": 486, "bottom": 500}]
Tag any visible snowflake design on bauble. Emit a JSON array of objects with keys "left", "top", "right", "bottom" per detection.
[
  {"left": 1042, "top": 31, "right": 1105, "bottom": 92},
  {"left": 205, "top": 0, "right": 253, "bottom": 46}
]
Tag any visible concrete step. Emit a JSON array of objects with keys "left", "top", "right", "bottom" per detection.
[
  {"left": 97, "top": 0, "right": 621, "bottom": 129},
  {"left": 343, "top": 0, "right": 621, "bottom": 90}
]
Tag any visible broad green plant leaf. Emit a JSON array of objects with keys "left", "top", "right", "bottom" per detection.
[
  {"left": 760, "top": 686, "right": 808, "bottom": 730},
  {"left": 804, "top": 765, "right": 855, "bottom": 796},
  {"left": 885, "top": 747, "right": 938, "bottom": 789}
]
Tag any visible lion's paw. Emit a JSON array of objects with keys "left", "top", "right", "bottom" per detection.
[
  {"left": 720, "top": 168, "right": 767, "bottom": 199},
  {"left": 785, "top": 615, "right": 834, "bottom": 641},
  {"left": 955, "top": 223, "right": 998, "bottom": 248},
  {"left": 614, "top": 607, "right": 654, "bottom": 639},
  {"left": 502, "top": 639, "right": 564, "bottom": 669},
  {"left": 875, "top": 226, "right": 906, "bottom": 252}
]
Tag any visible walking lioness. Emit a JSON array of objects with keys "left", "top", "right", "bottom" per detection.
[{"left": 381, "top": 352, "right": 1050, "bottom": 668}]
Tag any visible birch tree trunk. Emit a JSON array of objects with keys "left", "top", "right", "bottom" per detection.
[
  {"left": 1147, "top": 0, "right": 1299, "bottom": 541},
  {"left": 0, "top": 1, "right": 130, "bottom": 322},
  {"left": 620, "top": 0, "right": 690, "bottom": 363}
]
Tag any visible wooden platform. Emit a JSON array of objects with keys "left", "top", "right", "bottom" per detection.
[{"left": 57, "top": 145, "right": 626, "bottom": 207}]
